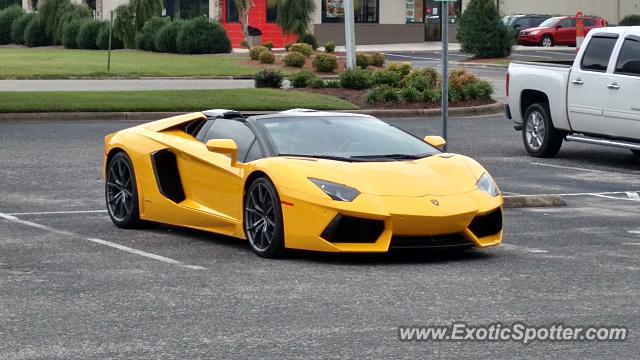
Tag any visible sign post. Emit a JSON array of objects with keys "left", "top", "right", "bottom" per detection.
[
  {"left": 436, "top": 0, "right": 456, "bottom": 151},
  {"left": 344, "top": 0, "right": 357, "bottom": 69}
]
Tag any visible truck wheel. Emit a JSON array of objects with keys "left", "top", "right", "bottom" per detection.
[
  {"left": 541, "top": 35, "right": 554, "bottom": 47},
  {"left": 523, "top": 103, "right": 564, "bottom": 158}
]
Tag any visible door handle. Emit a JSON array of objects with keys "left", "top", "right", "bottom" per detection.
[
  {"left": 571, "top": 78, "right": 584, "bottom": 85},
  {"left": 607, "top": 82, "right": 620, "bottom": 90}
]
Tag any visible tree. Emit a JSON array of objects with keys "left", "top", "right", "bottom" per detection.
[
  {"left": 457, "top": 0, "right": 513, "bottom": 58},
  {"left": 277, "top": 0, "right": 315, "bottom": 37},
  {"left": 235, "top": 0, "right": 254, "bottom": 46},
  {"left": 130, "top": 0, "right": 163, "bottom": 31}
]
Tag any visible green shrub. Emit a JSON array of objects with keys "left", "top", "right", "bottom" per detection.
[
  {"left": 324, "top": 41, "right": 335, "bottom": 53},
  {"left": 325, "top": 79, "right": 341, "bottom": 88},
  {"left": 289, "top": 42, "right": 312, "bottom": 56},
  {"left": 356, "top": 53, "right": 370, "bottom": 69},
  {"left": 457, "top": 0, "right": 513, "bottom": 58},
  {"left": 366, "top": 87, "right": 383, "bottom": 104},
  {"left": 289, "top": 70, "right": 316, "bottom": 88},
  {"left": 386, "top": 62, "right": 412, "bottom": 78},
  {"left": 309, "top": 78, "right": 326, "bottom": 89},
  {"left": 0, "top": 5, "right": 22, "bottom": 44},
  {"left": 297, "top": 32, "right": 318, "bottom": 50},
  {"left": 61, "top": 19, "right": 81, "bottom": 48},
  {"left": 113, "top": 4, "right": 136, "bottom": 48},
  {"left": 11, "top": 12, "right": 34, "bottom": 45},
  {"left": 382, "top": 86, "right": 401, "bottom": 103},
  {"left": 619, "top": 15, "right": 640, "bottom": 26},
  {"left": 262, "top": 40, "right": 273, "bottom": 50},
  {"left": 370, "top": 69, "right": 403, "bottom": 87},
  {"left": 399, "top": 87, "right": 419, "bottom": 102},
  {"left": 249, "top": 45, "right": 268, "bottom": 60},
  {"left": 254, "top": 68, "right": 284, "bottom": 88},
  {"left": 420, "top": 88, "right": 441, "bottom": 103},
  {"left": 130, "top": 0, "right": 163, "bottom": 31},
  {"left": 369, "top": 52, "right": 385, "bottom": 67},
  {"left": 462, "top": 80, "right": 493, "bottom": 100},
  {"left": 76, "top": 19, "right": 101, "bottom": 49},
  {"left": 135, "top": 17, "right": 169, "bottom": 51},
  {"left": 54, "top": 3, "right": 91, "bottom": 46},
  {"left": 176, "top": 17, "right": 231, "bottom": 54},
  {"left": 402, "top": 68, "right": 439, "bottom": 91},
  {"left": 282, "top": 51, "right": 305, "bottom": 67},
  {"left": 312, "top": 53, "right": 338, "bottom": 73},
  {"left": 96, "top": 21, "right": 124, "bottom": 50},
  {"left": 154, "top": 21, "right": 181, "bottom": 53},
  {"left": 37, "top": 0, "right": 71, "bottom": 44},
  {"left": 340, "top": 68, "right": 371, "bottom": 90},
  {"left": 259, "top": 50, "right": 275, "bottom": 64},
  {"left": 24, "top": 16, "right": 45, "bottom": 47},
  {"left": 284, "top": 41, "right": 293, "bottom": 51}
]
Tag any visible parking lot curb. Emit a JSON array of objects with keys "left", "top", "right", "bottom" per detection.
[
  {"left": 0, "top": 103, "right": 504, "bottom": 121},
  {"left": 503, "top": 195, "right": 567, "bottom": 209}
]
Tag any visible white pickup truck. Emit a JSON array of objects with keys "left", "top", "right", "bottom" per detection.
[{"left": 506, "top": 27, "right": 640, "bottom": 157}]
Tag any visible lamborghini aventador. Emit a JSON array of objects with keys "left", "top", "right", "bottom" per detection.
[{"left": 104, "top": 109, "right": 503, "bottom": 258}]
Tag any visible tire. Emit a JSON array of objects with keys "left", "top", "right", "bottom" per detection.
[
  {"left": 105, "top": 152, "right": 142, "bottom": 228},
  {"left": 243, "top": 177, "right": 285, "bottom": 258},
  {"left": 541, "top": 35, "right": 554, "bottom": 47},
  {"left": 522, "top": 103, "right": 564, "bottom": 158}
]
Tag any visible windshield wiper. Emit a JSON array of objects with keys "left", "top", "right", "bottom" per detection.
[
  {"left": 278, "top": 154, "right": 365, "bottom": 162},
  {"left": 351, "top": 154, "right": 430, "bottom": 160}
]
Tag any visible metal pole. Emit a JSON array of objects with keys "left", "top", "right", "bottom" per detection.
[
  {"left": 343, "top": 0, "right": 357, "bottom": 69},
  {"left": 107, "top": 10, "right": 113, "bottom": 72},
  {"left": 441, "top": 2, "right": 449, "bottom": 151}
]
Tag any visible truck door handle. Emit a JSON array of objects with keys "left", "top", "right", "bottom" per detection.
[
  {"left": 571, "top": 78, "right": 584, "bottom": 85},
  {"left": 607, "top": 82, "right": 620, "bottom": 90}
]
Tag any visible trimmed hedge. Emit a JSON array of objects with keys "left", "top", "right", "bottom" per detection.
[
  {"left": 0, "top": 5, "right": 22, "bottom": 44},
  {"left": 113, "top": 4, "right": 136, "bottom": 48},
  {"left": 297, "top": 32, "right": 318, "bottom": 50},
  {"left": 289, "top": 42, "right": 312, "bottom": 57},
  {"left": 24, "top": 16, "right": 45, "bottom": 47},
  {"left": 135, "top": 17, "right": 169, "bottom": 51},
  {"left": 254, "top": 68, "right": 284, "bottom": 88},
  {"left": 312, "top": 53, "right": 338, "bottom": 73},
  {"left": 259, "top": 50, "right": 275, "bottom": 64},
  {"left": 249, "top": 45, "right": 268, "bottom": 60},
  {"left": 176, "top": 17, "right": 231, "bottom": 54},
  {"left": 282, "top": 51, "right": 305, "bottom": 67},
  {"left": 340, "top": 68, "right": 371, "bottom": 90},
  {"left": 323, "top": 41, "right": 335, "bottom": 53},
  {"left": 154, "top": 21, "right": 182, "bottom": 53},
  {"left": 356, "top": 53, "right": 369, "bottom": 69},
  {"left": 96, "top": 22, "right": 124, "bottom": 50},
  {"left": 289, "top": 70, "right": 316, "bottom": 88},
  {"left": 61, "top": 19, "right": 82, "bottom": 49},
  {"left": 76, "top": 19, "right": 102, "bottom": 49},
  {"left": 369, "top": 53, "right": 385, "bottom": 67},
  {"left": 11, "top": 12, "right": 34, "bottom": 45},
  {"left": 54, "top": 3, "right": 91, "bottom": 46}
]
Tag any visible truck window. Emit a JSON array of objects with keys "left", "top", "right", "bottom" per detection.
[
  {"left": 581, "top": 36, "right": 618, "bottom": 72},
  {"left": 615, "top": 38, "right": 640, "bottom": 76}
]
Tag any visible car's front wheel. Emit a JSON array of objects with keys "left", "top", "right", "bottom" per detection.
[
  {"left": 106, "top": 152, "right": 142, "bottom": 228},
  {"left": 541, "top": 35, "right": 554, "bottom": 47},
  {"left": 523, "top": 103, "right": 564, "bottom": 158},
  {"left": 244, "top": 177, "right": 285, "bottom": 258}
]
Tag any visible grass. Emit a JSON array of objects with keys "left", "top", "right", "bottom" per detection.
[
  {"left": 0, "top": 47, "right": 257, "bottom": 79},
  {"left": 0, "top": 89, "right": 359, "bottom": 113}
]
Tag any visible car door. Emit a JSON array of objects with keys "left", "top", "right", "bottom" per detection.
[
  {"left": 604, "top": 35, "right": 640, "bottom": 139},
  {"left": 556, "top": 18, "right": 576, "bottom": 45},
  {"left": 567, "top": 34, "right": 619, "bottom": 135},
  {"left": 175, "top": 118, "right": 261, "bottom": 223}
]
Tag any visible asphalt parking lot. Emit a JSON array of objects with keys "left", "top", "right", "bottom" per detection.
[{"left": 1, "top": 115, "right": 639, "bottom": 359}]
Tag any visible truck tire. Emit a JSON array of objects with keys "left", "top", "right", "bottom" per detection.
[
  {"left": 541, "top": 35, "right": 554, "bottom": 47},
  {"left": 522, "top": 103, "right": 564, "bottom": 158}
]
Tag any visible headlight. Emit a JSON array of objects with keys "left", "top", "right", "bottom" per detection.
[
  {"left": 476, "top": 172, "right": 500, "bottom": 197},
  {"left": 530, "top": 30, "right": 540, "bottom": 35},
  {"left": 309, "top": 178, "right": 360, "bottom": 202}
]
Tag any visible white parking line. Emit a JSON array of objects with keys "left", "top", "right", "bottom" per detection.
[
  {"left": 0, "top": 212, "right": 205, "bottom": 270},
  {"left": 501, "top": 243, "right": 548, "bottom": 253},
  {"left": 535, "top": 50, "right": 577, "bottom": 56},
  {"left": 592, "top": 194, "right": 640, "bottom": 202},
  {"left": 7, "top": 210, "right": 107, "bottom": 216},
  {"left": 530, "top": 162, "right": 610, "bottom": 173},
  {"left": 628, "top": 230, "right": 640, "bottom": 234},
  {"left": 511, "top": 54, "right": 552, "bottom": 59}
]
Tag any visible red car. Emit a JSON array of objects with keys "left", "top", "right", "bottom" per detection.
[{"left": 517, "top": 16, "right": 607, "bottom": 47}]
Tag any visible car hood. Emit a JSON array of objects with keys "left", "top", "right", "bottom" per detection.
[
  {"left": 521, "top": 26, "right": 548, "bottom": 33},
  {"left": 273, "top": 154, "right": 481, "bottom": 197}
]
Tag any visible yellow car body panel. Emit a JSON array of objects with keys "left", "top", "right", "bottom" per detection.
[{"left": 104, "top": 112, "right": 503, "bottom": 253}]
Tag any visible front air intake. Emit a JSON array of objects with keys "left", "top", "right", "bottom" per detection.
[
  {"left": 321, "top": 215, "right": 384, "bottom": 243},
  {"left": 469, "top": 208, "right": 503, "bottom": 238}
]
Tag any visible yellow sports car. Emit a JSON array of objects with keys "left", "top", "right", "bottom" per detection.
[{"left": 104, "top": 109, "right": 502, "bottom": 258}]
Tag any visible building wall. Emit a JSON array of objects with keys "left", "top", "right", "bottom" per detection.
[
  {"left": 498, "top": 0, "right": 640, "bottom": 24},
  {"left": 100, "top": 0, "right": 127, "bottom": 20}
]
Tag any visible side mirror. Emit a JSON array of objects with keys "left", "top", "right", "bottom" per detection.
[
  {"left": 424, "top": 135, "right": 446, "bottom": 151},
  {"left": 206, "top": 139, "right": 238, "bottom": 165}
]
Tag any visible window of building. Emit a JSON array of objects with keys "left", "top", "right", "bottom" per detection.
[
  {"left": 164, "top": 0, "right": 209, "bottom": 20},
  {"left": 581, "top": 36, "right": 618, "bottom": 72},
  {"left": 322, "top": 0, "right": 379, "bottom": 24},
  {"left": 404, "top": 1, "right": 462, "bottom": 24},
  {"left": 615, "top": 37, "right": 640, "bottom": 76},
  {"left": 266, "top": 0, "right": 279, "bottom": 23},
  {"left": 227, "top": 0, "right": 239, "bottom": 22}
]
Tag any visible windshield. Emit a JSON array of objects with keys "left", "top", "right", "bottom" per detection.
[
  {"left": 257, "top": 116, "right": 440, "bottom": 161},
  {"left": 539, "top": 17, "right": 561, "bottom": 27}
]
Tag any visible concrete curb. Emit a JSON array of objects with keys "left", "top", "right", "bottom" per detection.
[
  {"left": 450, "top": 62, "right": 509, "bottom": 70},
  {"left": 0, "top": 103, "right": 504, "bottom": 121},
  {"left": 503, "top": 195, "right": 567, "bottom": 209}
]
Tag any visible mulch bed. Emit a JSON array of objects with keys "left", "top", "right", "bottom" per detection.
[
  {"left": 299, "top": 88, "right": 496, "bottom": 110},
  {"left": 243, "top": 53, "right": 384, "bottom": 76}
]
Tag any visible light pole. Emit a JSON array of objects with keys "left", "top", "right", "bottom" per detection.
[{"left": 343, "top": 0, "right": 357, "bottom": 69}]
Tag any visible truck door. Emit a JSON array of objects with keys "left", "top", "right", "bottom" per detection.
[
  {"left": 605, "top": 35, "right": 640, "bottom": 139},
  {"left": 567, "top": 34, "right": 619, "bottom": 135}
]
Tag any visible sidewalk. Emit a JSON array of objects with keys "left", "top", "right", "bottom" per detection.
[{"left": 0, "top": 79, "right": 255, "bottom": 92}]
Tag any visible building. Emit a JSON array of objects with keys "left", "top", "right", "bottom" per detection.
[{"left": 22, "top": 0, "right": 640, "bottom": 47}]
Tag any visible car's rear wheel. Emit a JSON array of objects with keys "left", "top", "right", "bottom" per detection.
[
  {"left": 541, "top": 35, "right": 554, "bottom": 47},
  {"left": 244, "top": 177, "right": 285, "bottom": 258},
  {"left": 523, "top": 103, "right": 564, "bottom": 158},
  {"left": 106, "top": 152, "right": 142, "bottom": 228}
]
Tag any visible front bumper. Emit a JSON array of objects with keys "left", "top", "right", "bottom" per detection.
[
  {"left": 279, "top": 187, "right": 503, "bottom": 253},
  {"left": 517, "top": 36, "right": 540, "bottom": 45}
]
